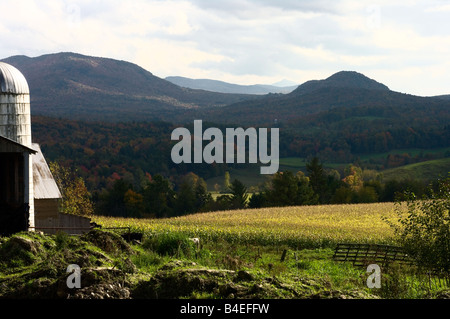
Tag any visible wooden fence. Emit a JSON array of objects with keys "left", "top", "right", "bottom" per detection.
[
  {"left": 333, "top": 243, "right": 450, "bottom": 289},
  {"left": 333, "top": 243, "right": 413, "bottom": 267}
]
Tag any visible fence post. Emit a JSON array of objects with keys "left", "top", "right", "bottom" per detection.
[{"left": 280, "top": 249, "right": 287, "bottom": 262}]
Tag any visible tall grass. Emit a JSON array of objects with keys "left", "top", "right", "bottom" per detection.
[{"left": 93, "top": 202, "right": 398, "bottom": 249}]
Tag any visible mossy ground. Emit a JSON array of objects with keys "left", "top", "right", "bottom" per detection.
[{"left": 0, "top": 229, "right": 448, "bottom": 299}]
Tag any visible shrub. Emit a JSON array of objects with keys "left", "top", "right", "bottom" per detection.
[
  {"left": 143, "top": 232, "right": 196, "bottom": 257},
  {"left": 54, "top": 231, "right": 70, "bottom": 250},
  {"left": 131, "top": 250, "right": 163, "bottom": 269},
  {"left": 377, "top": 264, "right": 411, "bottom": 299},
  {"left": 389, "top": 176, "right": 450, "bottom": 274}
]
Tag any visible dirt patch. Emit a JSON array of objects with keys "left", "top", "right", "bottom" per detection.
[
  {"left": 67, "top": 282, "right": 131, "bottom": 299},
  {"left": 81, "top": 229, "right": 134, "bottom": 255}
]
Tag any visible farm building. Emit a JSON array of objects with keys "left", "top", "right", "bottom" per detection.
[{"left": 0, "top": 61, "right": 90, "bottom": 236}]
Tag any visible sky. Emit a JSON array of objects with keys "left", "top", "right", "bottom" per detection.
[{"left": 1, "top": 0, "right": 450, "bottom": 96}]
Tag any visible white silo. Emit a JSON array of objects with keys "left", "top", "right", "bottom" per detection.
[{"left": 0, "top": 62, "right": 34, "bottom": 231}]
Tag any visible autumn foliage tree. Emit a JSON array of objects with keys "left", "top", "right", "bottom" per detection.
[{"left": 49, "top": 161, "right": 94, "bottom": 217}]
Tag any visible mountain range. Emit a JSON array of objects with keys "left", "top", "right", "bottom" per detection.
[
  {"left": 2, "top": 51, "right": 448, "bottom": 191},
  {"left": 2, "top": 52, "right": 450, "bottom": 130},
  {"left": 195, "top": 70, "right": 450, "bottom": 127},
  {"left": 165, "top": 76, "right": 298, "bottom": 95},
  {"left": 1, "top": 52, "right": 258, "bottom": 122}
]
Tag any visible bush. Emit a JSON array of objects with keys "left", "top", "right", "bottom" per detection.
[
  {"left": 131, "top": 250, "right": 163, "bottom": 269},
  {"left": 54, "top": 231, "right": 70, "bottom": 250},
  {"left": 377, "top": 264, "right": 412, "bottom": 299},
  {"left": 389, "top": 176, "right": 450, "bottom": 274},
  {"left": 143, "top": 232, "right": 196, "bottom": 257}
]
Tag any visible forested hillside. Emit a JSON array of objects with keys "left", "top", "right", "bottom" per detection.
[
  {"left": 32, "top": 114, "right": 450, "bottom": 193},
  {"left": 1, "top": 53, "right": 259, "bottom": 122},
  {"left": 32, "top": 116, "right": 233, "bottom": 192}
]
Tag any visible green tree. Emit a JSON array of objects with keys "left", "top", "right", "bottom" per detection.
[
  {"left": 195, "top": 181, "right": 213, "bottom": 212},
  {"left": 96, "top": 178, "right": 130, "bottom": 217},
  {"left": 142, "top": 175, "right": 175, "bottom": 218},
  {"left": 388, "top": 176, "right": 450, "bottom": 274},
  {"left": 265, "top": 171, "right": 299, "bottom": 206},
  {"left": 227, "top": 179, "right": 248, "bottom": 209},
  {"left": 331, "top": 186, "right": 354, "bottom": 204},
  {"left": 265, "top": 171, "right": 317, "bottom": 207},
  {"left": 356, "top": 186, "right": 378, "bottom": 203},
  {"left": 175, "top": 181, "right": 196, "bottom": 216},
  {"left": 306, "top": 157, "right": 327, "bottom": 202},
  {"left": 49, "top": 162, "right": 94, "bottom": 217},
  {"left": 248, "top": 192, "right": 267, "bottom": 208},
  {"left": 174, "top": 172, "right": 212, "bottom": 215},
  {"left": 295, "top": 172, "right": 319, "bottom": 205}
]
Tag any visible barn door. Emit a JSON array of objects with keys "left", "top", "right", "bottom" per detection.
[{"left": 0, "top": 153, "right": 28, "bottom": 236}]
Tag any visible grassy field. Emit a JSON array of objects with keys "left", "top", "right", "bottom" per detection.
[
  {"left": 93, "top": 202, "right": 399, "bottom": 249},
  {"left": 382, "top": 157, "right": 450, "bottom": 181},
  {"left": 2, "top": 202, "right": 447, "bottom": 300},
  {"left": 89, "top": 202, "right": 450, "bottom": 299}
]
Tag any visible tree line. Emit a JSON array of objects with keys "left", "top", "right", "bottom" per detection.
[
  {"left": 52, "top": 157, "right": 438, "bottom": 218},
  {"left": 33, "top": 115, "right": 450, "bottom": 196}
]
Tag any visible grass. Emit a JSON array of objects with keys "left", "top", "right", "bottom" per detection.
[
  {"left": 92, "top": 201, "right": 450, "bottom": 299},
  {"left": 382, "top": 157, "right": 450, "bottom": 181},
  {"left": 358, "top": 147, "right": 450, "bottom": 161},
  {"left": 2, "top": 202, "right": 448, "bottom": 299},
  {"left": 93, "top": 202, "right": 398, "bottom": 249}
]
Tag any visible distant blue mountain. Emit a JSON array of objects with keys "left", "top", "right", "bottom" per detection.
[{"left": 165, "top": 76, "right": 298, "bottom": 95}]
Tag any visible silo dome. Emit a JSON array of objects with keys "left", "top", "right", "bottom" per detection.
[
  {"left": 0, "top": 62, "right": 32, "bottom": 147},
  {"left": 0, "top": 62, "right": 30, "bottom": 94}
]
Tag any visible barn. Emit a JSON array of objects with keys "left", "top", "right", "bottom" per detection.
[{"left": 0, "top": 61, "right": 89, "bottom": 236}]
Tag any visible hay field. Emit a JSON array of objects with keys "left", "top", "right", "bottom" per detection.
[{"left": 93, "top": 202, "right": 399, "bottom": 249}]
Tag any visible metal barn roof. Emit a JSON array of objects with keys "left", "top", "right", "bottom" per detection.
[
  {"left": 0, "top": 62, "right": 30, "bottom": 94},
  {"left": 31, "top": 143, "right": 62, "bottom": 200},
  {"left": 0, "top": 135, "right": 36, "bottom": 153}
]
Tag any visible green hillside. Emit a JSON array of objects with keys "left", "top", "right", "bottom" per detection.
[{"left": 382, "top": 157, "right": 450, "bottom": 182}]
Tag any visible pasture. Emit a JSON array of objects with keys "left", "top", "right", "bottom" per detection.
[
  {"left": 93, "top": 202, "right": 399, "bottom": 249},
  {"left": 90, "top": 202, "right": 449, "bottom": 299}
]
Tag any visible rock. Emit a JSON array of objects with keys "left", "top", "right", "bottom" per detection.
[
  {"left": 10, "top": 236, "right": 41, "bottom": 254},
  {"left": 234, "top": 270, "right": 254, "bottom": 282},
  {"left": 219, "top": 283, "right": 238, "bottom": 296},
  {"left": 0, "top": 235, "right": 44, "bottom": 268}
]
